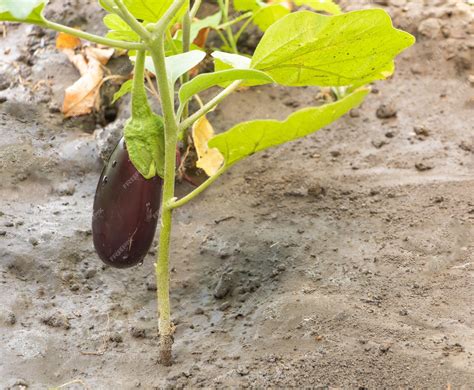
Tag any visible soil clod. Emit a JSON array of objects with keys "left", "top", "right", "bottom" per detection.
[{"left": 376, "top": 103, "right": 397, "bottom": 119}]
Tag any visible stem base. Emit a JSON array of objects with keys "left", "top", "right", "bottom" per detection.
[{"left": 159, "top": 333, "right": 174, "bottom": 366}]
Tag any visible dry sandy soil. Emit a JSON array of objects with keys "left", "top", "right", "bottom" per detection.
[{"left": 1, "top": 0, "right": 473, "bottom": 388}]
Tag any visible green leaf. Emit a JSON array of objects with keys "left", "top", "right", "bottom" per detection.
[
  {"left": 175, "top": 13, "right": 222, "bottom": 43},
  {"left": 179, "top": 69, "right": 273, "bottom": 105},
  {"left": 124, "top": 113, "right": 165, "bottom": 179},
  {"left": 189, "top": 12, "right": 221, "bottom": 42},
  {"left": 251, "top": 9, "right": 415, "bottom": 87},
  {"left": 99, "top": 0, "right": 175, "bottom": 23},
  {"left": 0, "top": 0, "right": 46, "bottom": 23},
  {"left": 212, "top": 51, "right": 251, "bottom": 69},
  {"left": 253, "top": 4, "right": 290, "bottom": 32},
  {"left": 165, "top": 51, "right": 206, "bottom": 84},
  {"left": 140, "top": 51, "right": 206, "bottom": 86},
  {"left": 212, "top": 52, "right": 270, "bottom": 87},
  {"left": 233, "top": 0, "right": 262, "bottom": 11},
  {"left": 103, "top": 14, "right": 139, "bottom": 42},
  {"left": 112, "top": 79, "right": 133, "bottom": 104},
  {"left": 209, "top": 88, "right": 369, "bottom": 166},
  {"left": 294, "top": 0, "right": 341, "bottom": 14}
]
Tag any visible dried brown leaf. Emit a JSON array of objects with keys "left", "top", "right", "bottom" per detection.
[
  {"left": 56, "top": 32, "right": 82, "bottom": 49},
  {"left": 59, "top": 46, "right": 114, "bottom": 117}
]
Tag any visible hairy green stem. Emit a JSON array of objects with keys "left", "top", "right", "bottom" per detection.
[
  {"left": 178, "top": 80, "right": 242, "bottom": 134},
  {"left": 170, "top": 166, "right": 228, "bottom": 209},
  {"left": 42, "top": 20, "right": 144, "bottom": 50},
  {"left": 131, "top": 50, "right": 152, "bottom": 117},
  {"left": 150, "top": 34, "right": 179, "bottom": 364}
]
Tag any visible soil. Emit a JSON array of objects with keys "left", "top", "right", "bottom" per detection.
[{"left": 1, "top": 0, "right": 473, "bottom": 389}]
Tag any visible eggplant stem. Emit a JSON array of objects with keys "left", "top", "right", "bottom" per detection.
[
  {"left": 156, "top": 206, "right": 173, "bottom": 365},
  {"left": 146, "top": 0, "right": 190, "bottom": 366}
]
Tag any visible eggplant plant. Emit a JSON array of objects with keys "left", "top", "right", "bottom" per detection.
[{"left": 1, "top": 0, "right": 414, "bottom": 365}]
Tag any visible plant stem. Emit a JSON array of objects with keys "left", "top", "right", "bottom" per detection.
[
  {"left": 166, "top": 30, "right": 179, "bottom": 55},
  {"left": 131, "top": 49, "right": 151, "bottom": 117},
  {"left": 214, "top": 29, "right": 232, "bottom": 50},
  {"left": 178, "top": 80, "right": 242, "bottom": 134},
  {"left": 170, "top": 166, "right": 228, "bottom": 209},
  {"left": 217, "top": 0, "right": 238, "bottom": 53},
  {"left": 216, "top": 12, "right": 252, "bottom": 30},
  {"left": 181, "top": 10, "right": 192, "bottom": 120},
  {"left": 152, "top": 44, "right": 178, "bottom": 365},
  {"left": 190, "top": 0, "right": 202, "bottom": 19},
  {"left": 42, "top": 20, "right": 144, "bottom": 50},
  {"left": 182, "top": 11, "right": 191, "bottom": 57},
  {"left": 147, "top": 2, "right": 185, "bottom": 363},
  {"left": 234, "top": 13, "right": 254, "bottom": 44}
]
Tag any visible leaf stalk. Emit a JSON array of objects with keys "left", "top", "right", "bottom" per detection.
[
  {"left": 178, "top": 80, "right": 242, "bottom": 135},
  {"left": 43, "top": 19, "right": 145, "bottom": 50}
]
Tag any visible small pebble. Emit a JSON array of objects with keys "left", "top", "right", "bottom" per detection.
[
  {"left": 308, "top": 184, "right": 325, "bottom": 197},
  {"left": 130, "top": 326, "right": 147, "bottom": 338},
  {"left": 415, "top": 162, "right": 433, "bottom": 171},
  {"left": 349, "top": 109, "right": 360, "bottom": 118},
  {"left": 376, "top": 103, "right": 397, "bottom": 119},
  {"left": 414, "top": 125, "right": 429, "bottom": 138},
  {"left": 54, "top": 182, "right": 76, "bottom": 196},
  {"left": 214, "top": 273, "right": 233, "bottom": 299},
  {"left": 372, "top": 139, "right": 387, "bottom": 149}
]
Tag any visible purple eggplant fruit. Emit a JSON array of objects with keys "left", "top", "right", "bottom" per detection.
[{"left": 92, "top": 137, "right": 162, "bottom": 268}]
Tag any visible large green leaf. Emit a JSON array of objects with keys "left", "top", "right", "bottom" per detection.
[
  {"left": 0, "top": 0, "right": 46, "bottom": 23},
  {"left": 251, "top": 10, "right": 415, "bottom": 87},
  {"left": 294, "top": 0, "right": 341, "bottom": 14},
  {"left": 103, "top": 14, "right": 139, "bottom": 42},
  {"left": 253, "top": 4, "right": 290, "bottom": 32},
  {"left": 179, "top": 69, "right": 273, "bottom": 105},
  {"left": 209, "top": 88, "right": 368, "bottom": 166}
]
